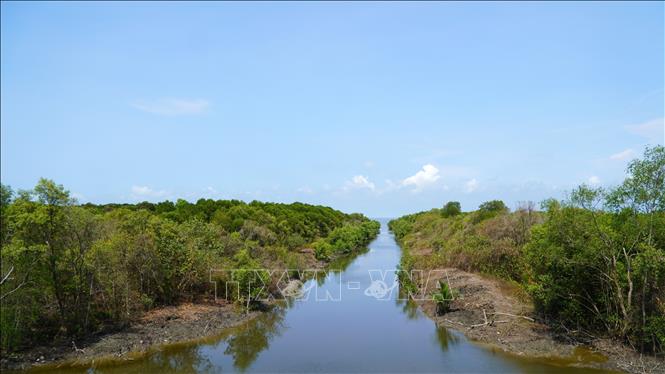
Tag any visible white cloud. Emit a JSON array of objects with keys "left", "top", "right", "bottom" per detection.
[
  {"left": 609, "top": 148, "right": 636, "bottom": 161},
  {"left": 132, "top": 98, "right": 210, "bottom": 116},
  {"left": 201, "top": 186, "right": 222, "bottom": 198},
  {"left": 344, "top": 175, "right": 375, "bottom": 191},
  {"left": 464, "top": 178, "right": 479, "bottom": 193},
  {"left": 131, "top": 185, "right": 169, "bottom": 200},
  {"left": 401, "top": 164, "right": 440, "bottom": 192},
  {"left": 588, "top": 176, "right": 601, "bottom": 186},
  {"left": 626, "top": 118, "right": 664, "bottom": 144}
]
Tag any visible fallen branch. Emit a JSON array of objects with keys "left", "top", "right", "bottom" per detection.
[
  {"left": 72, "top": 341, "right": 85, "bottom": 354},
  {"left": 489, "top": 312, "right": 534, "bottom": 322},
  {"left": 469, "top": 309, "right": 515, "bottom": 328},
  {"left": 471, "top": 309, "right": 490, "bottom": 328}
]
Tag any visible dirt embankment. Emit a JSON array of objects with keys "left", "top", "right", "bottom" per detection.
[
  {"left": 1, "top": 301, "right": 260, "bottom": 372},
  {"left": 1, "top": 249, "right": 330, "bottom": 372},
  {"left": 418, "top": 268, "right": 663, "bottom": 374}
]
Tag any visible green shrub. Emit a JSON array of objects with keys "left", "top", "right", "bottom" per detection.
[
  {"left": 392, "top": 146, "right": 665, "bottom": 354},
  {"left": 441, "top": 201, "right": 461, "bottom": 218},
  {"left": 231, "top": 249, "right": 270, "bottom": 310},
  {"left": 0, "top": 178, "right": 379, "bottom": 352},
  {"left": 396, "top": 253, "right": 418, "bottom": 298},
  {"left": 432, "top": 280, "right": 454, "bottom": 315},
  {"left": 473, "top": 200, "right": 508, "bottom": 223},
  {"left": 313, "top": 240, "right": 333, "bottom": 261}
]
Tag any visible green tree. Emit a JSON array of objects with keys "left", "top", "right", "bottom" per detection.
[
  {"left": 0, "top": 184, "right": 13, "bottom": 244},
  {"left": 32, "top": 178, "right": 74, "bottom": 326},
  {"left": 474, "top": 200, "right": 508, "bottom": 222},
  {"left": 525, "top": 146, "right": 665, "bottom": 353},
  {"left": 232, "top": 249, "right": 269, "bottom": 311},
  {"left": 1, "top": 178, "right": 380, "bottom": 352},
  {"left": 479, "top": 200, "right": 508, "bottom": 213},
  {"left": 441, "top": 201, "right": 462, "bottom": 218}
]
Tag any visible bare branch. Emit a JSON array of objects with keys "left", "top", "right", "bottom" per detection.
[{"left": 0, "top": 266, "right": 14, "bottom": 285}]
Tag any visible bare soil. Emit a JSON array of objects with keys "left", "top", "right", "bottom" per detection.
[
  {"left": 418, "top": 268, "right": 664, "bottom": 374},
  {"left": 1, "top": 249, "right": 326, "bottom": 372},
  {"left": 4, "top": 252, "right": 661, "bottom": 373},
  {"left": 1, "top": 301, "right": 260, "bottom": 372}
]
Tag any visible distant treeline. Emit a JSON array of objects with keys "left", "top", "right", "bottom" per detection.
[
  {"left": 0, "top": 185, "right": 379, "bottom": 352},
  {"left": 390, "top": 146, "right": 664, "bottom": 354}
]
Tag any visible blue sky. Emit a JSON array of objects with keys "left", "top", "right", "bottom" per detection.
[{"left": 1, "top": 2, "right": 663, "bottom": 217}]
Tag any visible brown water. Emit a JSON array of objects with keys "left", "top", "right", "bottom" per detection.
[{"left": 28, "top": 220, "right": 614, "bottom": 373}]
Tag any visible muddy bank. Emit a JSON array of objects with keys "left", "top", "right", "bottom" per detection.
[
  {"left": 1, "top": 301, "right": 261, "bottom": 372},
  {"left": 417, "top": 268, "right": 663, "bottom": 374},
  {"left": 0, "top": 249, "right": 338, "bottom": 372}
]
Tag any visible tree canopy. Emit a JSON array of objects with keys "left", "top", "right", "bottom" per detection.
[
  {"left": 0, "top": 184, "right": 379, "bottom": 352},
  {"left": 390, "top": 146, "right": 665, "bottom": 354}
]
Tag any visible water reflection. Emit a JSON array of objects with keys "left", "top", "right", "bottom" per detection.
[
  {"left": 90, "top": 343, "right": 221, "bottom": 374},
  {"left": 142, "top": 348, "right": 218, "bottom": 374},
  {"left": 434, "top": 326, "right": 461, "bottom": 352},
  {"left": 326, "top": 247, "right": 369, "bottom": 273},
  {"left": 395, "top": 294, "right": 421, "bottom": 320},
  {"left": 26, "top": 221, "right": 615, "bottom": 373},
  {"left": 315, "top": 248, "right": 370, "bottom": 286},
  {"left": 222, "top": 307, "right": 287, "bottom": 372}
]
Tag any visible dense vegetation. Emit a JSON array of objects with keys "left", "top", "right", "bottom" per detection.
[
  {"left": 0, "top": 183, "right": 379, "bottom": 352},
  {"left": 312, "top": 220, "right": 380, "bottom": 261},
  {"left": 390, "top": 146, "right": 665, "bottom": 354}
]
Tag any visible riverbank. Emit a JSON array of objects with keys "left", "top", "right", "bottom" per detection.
[
  {"left": 415, "top": 268, "right": 663, "bottom": 374},
  {"left": 0, "top": 301, "right": 260, "bottom": 371},
  {"left": 0, "top": 247, "right": 360, "bottom": 372}
]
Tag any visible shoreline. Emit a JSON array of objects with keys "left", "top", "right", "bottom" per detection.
[
  {"left": 1, "top": 301, "right": 263, "bottom": 372},
  {"left": 0, "top": 249, "right": 355, "bottom": 372},
  {"left": 4, "top": 264, "right": 662, "bottom": 373},
  {"left": 413, "top": 268, "right": 663, "bottom": 374}
]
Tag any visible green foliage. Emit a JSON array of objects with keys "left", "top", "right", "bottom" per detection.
[
  {"left": 390, "top": 206, "right": 533, "bottom": 283},
  {"left": 524, "top": 145, "right": 665, "bottom": 353},
  {"left": 441, "top": 201, "right": 461, "bottom": 218},
  {"left": 0, "top": 180, "right": 380, "bottom": 352},
  {"left": 314, "top": 221, "right": 380, "bottom": 261},
  {"left": 313, "top": 240, "right": 333, "bottom": 261},
  {"left": 328, "top": 221, "right": 381, "bottom": 254},
  {"left": 473, "top": 200, "right": 509, "bottom": 223},
  {"left": 391, "top": 146, "right": 665, "bottom": 354},
  {"left": 0, "top": 184, "right": 12, "bottom": 207},
  {"left": 432, "top": 280, "right": 454, "bottom": 315},
  {"left": 0, "top": 183, "right": 14, "bottom": 245},
  {"left": 479, "top": 200, "right": 508, "bottom": 213},
  {"left": 606, "top": 145, "right": 665, "bottom": 214},
  {"left": 231, "top": 249, "right": 270, "bottom": 309},
  {"left": 396, "top": 252, "right": 417, "bottom": 298},
  {"left": 388, "top": 211, "right": 424, "bottom": 242}
]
